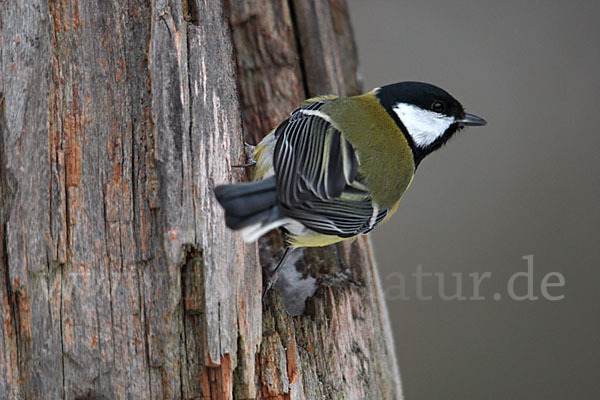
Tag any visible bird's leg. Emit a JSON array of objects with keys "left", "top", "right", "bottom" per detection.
[
  {"left": 232, "top": 162, "right": 256, "bottom": 168},
  {"left": 233, "top": 142, "right": 257, "bottom": 168},
  {"left": 263, "top": 247, "right": 293, "bottom": 302}
]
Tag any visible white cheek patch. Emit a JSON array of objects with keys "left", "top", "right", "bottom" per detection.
[{"left": 393, "top": 103, "right": 455, "bottom": 148}]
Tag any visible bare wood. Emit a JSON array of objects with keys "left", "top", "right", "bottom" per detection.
[
  {"left": 0, "top": 0, "right": 401, "bottom": 399},
  {"left": 226, "top": 0, "right": 307, "bottom": 145},
  {"left": 228, "top": 0, "right": 401, "bottom": 398}
]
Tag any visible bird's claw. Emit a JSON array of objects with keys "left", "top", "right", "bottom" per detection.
[
  {"left": 232, "top": 161, "right": 256, "bottom": 168},
  {"left": 262, "top": 275, "right": 277, "bottom": 303},
  {"left": 234, "top": 142, "right": 257, "bottom": 168}
]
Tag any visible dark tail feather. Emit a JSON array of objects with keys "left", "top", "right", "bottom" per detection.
[{"left": 214, "top": 176, "right": 281, "bottom": 230}]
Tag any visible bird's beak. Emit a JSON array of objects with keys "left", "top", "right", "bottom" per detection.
[{"left": 458, "top": 113, "right": 487, "bottom": 127}]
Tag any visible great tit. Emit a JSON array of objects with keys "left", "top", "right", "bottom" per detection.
[{"left": 215, "top": 81, "right": 486, "bottom": 249}]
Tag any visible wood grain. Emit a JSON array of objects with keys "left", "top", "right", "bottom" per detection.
[{"left": 0, "top": 0, "right": 401, "bottom": 398}]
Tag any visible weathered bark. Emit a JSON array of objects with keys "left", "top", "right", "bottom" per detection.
[{"left": 0, "top": 1, "right": 401, "bottom": 399}]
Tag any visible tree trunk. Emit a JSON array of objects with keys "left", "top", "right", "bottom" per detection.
[{"left": 0, "top": 1, "right": 402, "bottom": 399}]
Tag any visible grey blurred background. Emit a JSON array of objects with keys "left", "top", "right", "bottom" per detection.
[{"left": 346, "top": 0, "right": 600, "bottom": 399}]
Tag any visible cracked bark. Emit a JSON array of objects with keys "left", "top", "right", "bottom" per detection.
[{"left": 0, "top": 0, "right": 401, "bottom": 399}]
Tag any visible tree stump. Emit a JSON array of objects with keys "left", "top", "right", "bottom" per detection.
[{"left": 0, "top": 1, "right": 401, "bottom": 398}]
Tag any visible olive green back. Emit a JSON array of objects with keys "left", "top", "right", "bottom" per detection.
[{"left": 321, "top": 92, "right": 415, "bottom": 209}]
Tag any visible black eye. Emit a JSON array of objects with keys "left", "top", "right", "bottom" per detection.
[{"left": 431, "top": 101, "right": 445, "bottom": 113}]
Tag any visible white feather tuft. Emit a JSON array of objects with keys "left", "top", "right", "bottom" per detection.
[{"left": 240, "top": 218, "right": 293, "bottom": 243}]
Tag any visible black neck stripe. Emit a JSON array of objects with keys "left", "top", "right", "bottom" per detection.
[{"left": 374, "top": 90, "right": 426, "bottom": 167}]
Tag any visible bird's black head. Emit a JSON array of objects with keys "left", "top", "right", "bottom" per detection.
[{"left": 375, "top": 81, "right": 486, "bottom": 166}]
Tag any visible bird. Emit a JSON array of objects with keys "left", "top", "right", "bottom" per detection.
[{"left": 214, "top": 81, "right": 486, "bottom": 291}]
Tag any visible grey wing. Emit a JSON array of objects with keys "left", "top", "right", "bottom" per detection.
[{"left": 273, "top": 100, "right": 389, "bottom": 237}]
